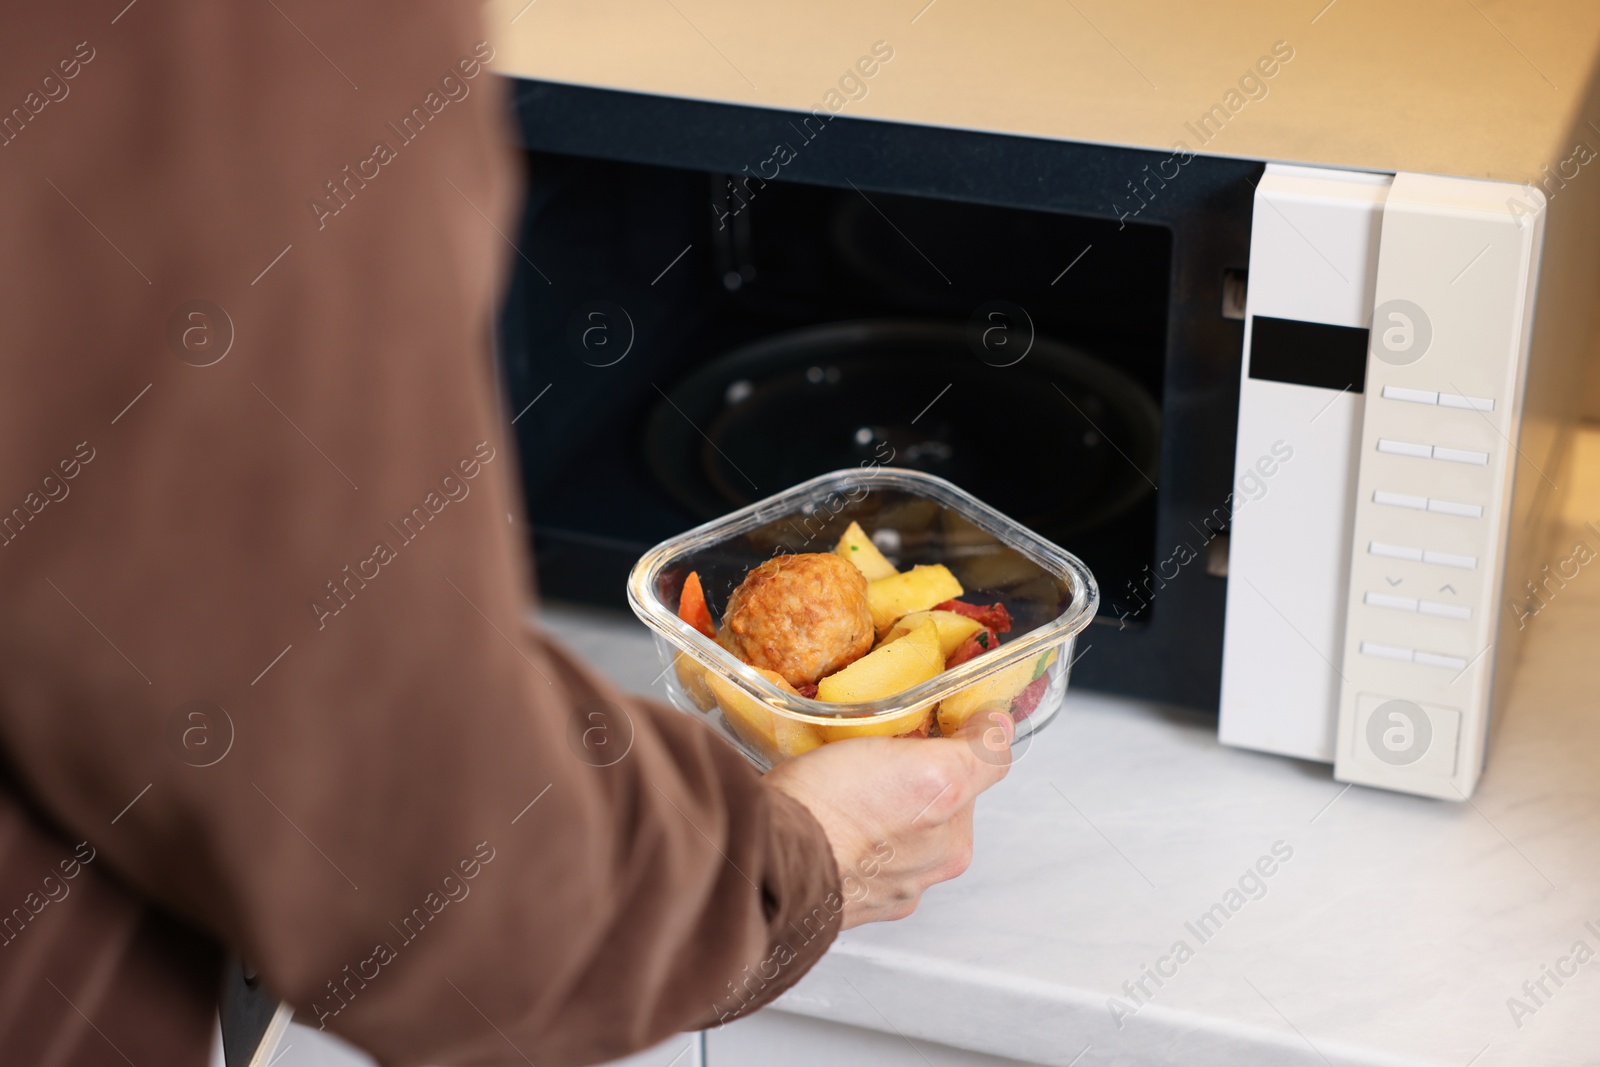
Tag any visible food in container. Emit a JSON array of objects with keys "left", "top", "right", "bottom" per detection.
[{"left": 628, "top": 468, "right": 1098, "bottom": 769}]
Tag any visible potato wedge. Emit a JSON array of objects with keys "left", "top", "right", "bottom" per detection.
[
  {"left": 819, "top": 703, "right": 934, "bottom": 748},
  {"left": 817, "top": 618, "right": 944, "bottom": 702},
  {"left": 673, "top": 653, "right": 716, "bottom": 711},
  {"left": 834, "top": 520, "right": 899, "bottom": 581},
  {"left": 877, "top": 609, "right": 985, "bottom": 660},
  {"left": 816, "top": 619, "right": 943, "bottom": 740},
  {"left": 772, "top": 713, "right": 826, "bottom": 758},
  {"left": 936, "top": 647, "right": 1058, "bottom": 734},
  {"left": 866, "top": 565, "right": 963, "bottom": 635},
  {"left": 706, "top": 668, "right": 824, "bottom": 759},
  {"left": 816, "top": 702, "right": 934, "bottom": 742}
]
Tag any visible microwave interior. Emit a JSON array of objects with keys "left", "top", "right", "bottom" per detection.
[
  {"left": 503, "top": 151, "right": 1168, "bottom": 606},
  {"left": 499, "top": 82, "right": 1261, "bottom": 709}
]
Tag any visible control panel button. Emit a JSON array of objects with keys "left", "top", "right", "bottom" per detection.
[
  {"left": 1374, "top": 490, "right": 1428, "bottom": 510},
  {"left": 1421, "top": 549, "right": 1477, "bottom": 569},
  {"left": 1425, "top": 498, "right": 1484, "bottom": 518},
  {"left": 1418, "top": 599, "right": 1471, "bottom": 620},
  {"left": 1437, "top": 392, "right": 1494, "bottom": 411},
  {"left": 1431, "top": 445, "right": 1490, "bottom": 465},
  {"left": 1382, "top": 385, "right": 1439, "bottom": 405},
  {"left": 1351, "top": 695, "right": 1461, "bottom": 778},
  {"left": 1378, "top": 437, "right": 1433, "bottom": 458},
  {"left": 1369, "top": 540, "right": 1425, "bottom": 561},
  {"left": 1365, "top": 592, "right": 1418, "bottom": 612},
  {"left": 1414, "top": 650, "right": 1468, "bottom": 670},
  {"left": 1361, "top": 641, "right": 1414, "bottom": 662}
]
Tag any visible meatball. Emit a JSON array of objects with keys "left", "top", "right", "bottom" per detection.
[{"left": 719, "top": 553, "right": 875, "bottom": 687}]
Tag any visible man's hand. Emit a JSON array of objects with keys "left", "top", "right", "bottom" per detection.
[{"left": 764, "top": 711, "right": 1014, "bottom": 928}]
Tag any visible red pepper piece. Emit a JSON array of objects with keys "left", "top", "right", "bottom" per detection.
[
  {"left": 796, "top": 682, "right": 819, "bottom": 699},
  {"left": 933, "top": 599, "right": 1013, "bottom": 633},
  {"left": 1010, "top": 673, "right": 1050, "bottom": 722},
  {"left": 945, "top": 627, "right": 1000, "bottom": 669},
  {"left": 677, "top": 571, "right": 717, "bottom": 640}
]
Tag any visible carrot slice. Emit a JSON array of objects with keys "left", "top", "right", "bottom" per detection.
[{"left": 678, "top": 571, "right": 717, "bottom": 640}]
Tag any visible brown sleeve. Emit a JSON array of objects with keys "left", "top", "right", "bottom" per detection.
[
  {"left": 0, "top": 788, "right": 221, "bottom": 1067},
  {"left": 0, "top": 4, "right": 840, "bottom": 1066}
]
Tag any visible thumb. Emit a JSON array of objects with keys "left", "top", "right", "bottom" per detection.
[{"left": 948, "top": 707, "right": 1015, "bottom": 787}]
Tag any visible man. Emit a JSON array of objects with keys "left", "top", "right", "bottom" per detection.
[{"left": 0, "top": 5, "right": 1012, "bottom": 1065}]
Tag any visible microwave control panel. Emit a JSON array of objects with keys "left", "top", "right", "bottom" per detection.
[
  {"left": 1334, "top": 173, "right": 1545, "bottom": 800},
  {"left": 1220, "top": 166, "right": 1546, "bottom": 801}
]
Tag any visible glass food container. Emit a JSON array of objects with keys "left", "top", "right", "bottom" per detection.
[{"left": 627, "top": 468, "right": 1099, "bottom": 769}]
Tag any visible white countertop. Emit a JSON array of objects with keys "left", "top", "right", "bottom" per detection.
[{"left": 548, "top": 425, "right": 1600, "bottom": 1067}]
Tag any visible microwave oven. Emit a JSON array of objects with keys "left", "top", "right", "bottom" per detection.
[{"left": 486, "top": 5, "right": 1600, "bottom": 799}]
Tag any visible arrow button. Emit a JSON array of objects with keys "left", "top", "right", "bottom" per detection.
[
  {"left": 1439, "top": 584, "right": 1457, "bottom": 595},
  {"left": 1386, "top": 576, "right": 1403, "bottom": 587}
]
